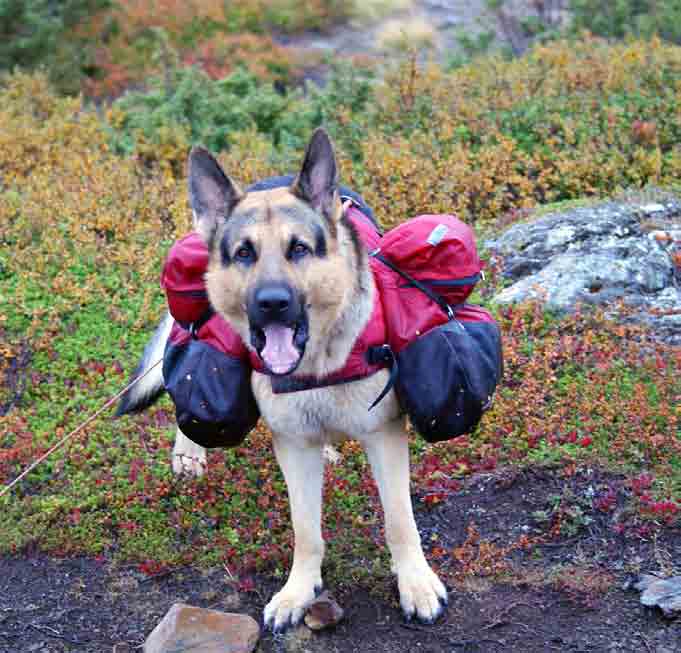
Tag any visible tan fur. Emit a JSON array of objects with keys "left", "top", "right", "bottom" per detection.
[
  {"left": 205, "top": 188, "right": 373, "bottom": 379},
  {"left": 178, "top": 132, "right": 447, "bottom": 629}
]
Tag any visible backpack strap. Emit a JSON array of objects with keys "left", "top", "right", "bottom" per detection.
[
  {"left": 366, "top": 344, "right": 398, "bottom": 410},
  {"left": 370, "top": 251, "right": 454, "bottom": 320},
  {"left": 188, "top": 306, "right": 215, "bottom": 339}
]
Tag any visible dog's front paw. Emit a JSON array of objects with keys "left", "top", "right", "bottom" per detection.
[
  {"left": 264, "top": 577, "right": 321, "bottom": 633},
  {"left": 172, "top": 452, "right": 206, "bottom": 477},
  {"left": 172, "top": 430, "right": 207, "bottom": 477},
  {"left": 396, "top": 560, "right": 448, "bottom": 624}
]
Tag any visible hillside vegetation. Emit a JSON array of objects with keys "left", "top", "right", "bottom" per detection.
[{"left": 0, "top": 32, "right": 679, "bottom": 584}]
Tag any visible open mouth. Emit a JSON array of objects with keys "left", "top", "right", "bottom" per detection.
[{"left": 250, "top": 317, "right": 308, "bottom": 376}]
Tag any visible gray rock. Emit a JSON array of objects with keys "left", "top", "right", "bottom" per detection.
[
  {"left": 486, "top": 200, "right": 681, "bottom": 342},
  {"left": 633, "top": 574, "right": 662, "bottom": 592},
  {"left": 639, "top": 576, "right": 681, "bottom": 617},
  {"left": 144, "top": 603, "right": 259, "bottom": 653}
]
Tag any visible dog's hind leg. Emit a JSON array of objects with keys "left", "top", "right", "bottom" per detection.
[
  {"left": 362, "top": 419, "right": 448, "bottom": 623},
  {"left": 264, "top": 434, "right": 324, "bottom": 632},
  {"left": 172, "top": 427, "right": 207, "bottom": 477}
]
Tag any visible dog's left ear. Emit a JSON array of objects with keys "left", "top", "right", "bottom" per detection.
[
  {"left": 188, "top": 146, "right": 243, "bottom": 245},
  {"left": 292, "top": 128, "right": 339, "bottom": 219}
]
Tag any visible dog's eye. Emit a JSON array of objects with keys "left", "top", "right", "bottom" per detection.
[
  {"left": 290, "top": 242, "right": 310, "bottom": 260},
  {"left": 235, "top": 246, "right": 254, "bottom": 262}
]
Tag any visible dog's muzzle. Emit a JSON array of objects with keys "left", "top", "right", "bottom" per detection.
[{"left": 248, "top": 282, "right": 308, "bottom": 375}]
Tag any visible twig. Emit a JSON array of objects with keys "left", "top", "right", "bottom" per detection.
[
  {"left": 640, "top": 633, "right": 654, "bottom": 653},
  {"left": 113, "top": 641, "right": 145, "bottom": 652},
  {"left": 0, "top": 358, "right": 163, "bottom": 498},
  {"left": 540, "top": 537, "right": 581, "bottom": 548},
  {"left": 138, "top": 432, "right": 150, "bottom": 455},
  {"left": 482, "top": 600, "right": 536, "bottom": 632},
  {"left": 449, "top": 638, "right": 506, "bottom": 649},
  {"left": 223, "top": 562, "right": 236, "bottom": 582},
  {"left": 29, "top": 623, "right": 84, "bottom": 646},
  {"left": 400, "top": 622, "right": 436, "bottom": 633}
]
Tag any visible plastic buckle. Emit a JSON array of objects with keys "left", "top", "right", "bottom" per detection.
[
  {"left": 340, "top": 195, "right": 360, "bottom": 209},
  {"left": 367, "top": 343, "right": 392, "bottom": 365}
]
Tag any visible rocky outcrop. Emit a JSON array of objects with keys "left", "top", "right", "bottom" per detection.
[{"left": 486, "top": 199, "right": 681, "bottom": 343}]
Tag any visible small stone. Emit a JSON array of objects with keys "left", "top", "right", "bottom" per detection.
[
  {"left": 633, "top": 573, "right": 661, "bottom": 592},
  {"left": 283, "top": 625, "right": 312, "bottom": 653},
  {"left": 144, "top": 603, "right": 259, "bottom": 653},
  {"left": 639, "top": 576, "right": 681, "bottom": 617},
  {"left": 220, "top": 591, "right": 242, "bottom": 611},
  {"left": 303, "top": 590, "right": 344, "bottom": 630},
  {"left": 641, "top": 203, "right": 666, "bottom": 213}
]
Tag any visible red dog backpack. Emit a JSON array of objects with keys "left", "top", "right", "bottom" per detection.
[
  {"left": 161, "top": 234, "right": 259, "bottom": 448},
  {"left": 364, "top": 212, "right": 503, "bottom": 442}
]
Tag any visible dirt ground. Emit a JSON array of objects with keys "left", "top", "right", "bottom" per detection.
[{"left": 1, "top": 467, "right": 679, "bottom": 653}]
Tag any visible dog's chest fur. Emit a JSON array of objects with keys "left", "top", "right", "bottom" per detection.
[{"left": 251, "top": 371, "right": 401, "bottom": 444}]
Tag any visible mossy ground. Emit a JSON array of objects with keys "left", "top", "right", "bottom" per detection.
[{"left": 0, "top": 37, "right": 680, "bottom": 596}]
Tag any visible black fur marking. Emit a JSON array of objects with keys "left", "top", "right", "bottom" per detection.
[
  {"left": 246, "top": 175, "right": 376, "bottom": 224},
  {"left": 188, "top": 146, "right": 241, "bottom": 220},
  {"left": 286, "top": 236, "right": 312, "bottom": 262},
  {"left": 313, "top": 223, "right": 327, "bottom": 257},
  {"left": 232, "top": 239, "right": 257, "bottom": 266},
  {"left": 341, "top": 211, "right": 363, "bottom": 269},
  {"left": 292, "top": 128, "right": 338, "bottom": 221},
  {"left": 220, "top": 232, "right": 231, "bottom": 267}
]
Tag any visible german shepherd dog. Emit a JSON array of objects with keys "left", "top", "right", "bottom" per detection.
[{"left": 120, "top": 128, "right": 447, "bottom": 631}]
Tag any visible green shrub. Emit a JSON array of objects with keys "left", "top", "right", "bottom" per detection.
[
  {"left": 570, "top": 0, "right": 681, "bottom": 44},
  {"left": 108, "top": 60, "right": 375, "bottom": 171},
  {"left": 104, "top": 35, "right": 681, "bottom": 227},
  {"left": 298, "top": 61, "right": 375, "bottom": 160},
  {"left": 109, "top": 66, "right": 312, "bottom": 166},
  {"left": 0, "top": 65, "right": 679, "bottom": 573},
  {"left": 0, "top": 0, "right": 110, "bottom": 94}
]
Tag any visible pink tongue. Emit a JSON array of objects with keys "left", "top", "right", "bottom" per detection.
[{"left": 261, "top": 325, "right": 300, "bottom": 374}]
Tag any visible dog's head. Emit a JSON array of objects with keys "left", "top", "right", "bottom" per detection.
[{"left": 188, "top": 128, "right": 363, "bottom": 376}]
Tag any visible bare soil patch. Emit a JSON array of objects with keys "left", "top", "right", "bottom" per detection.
[{"left": 1, "top": 467, "right": 679, "bottom": 653}]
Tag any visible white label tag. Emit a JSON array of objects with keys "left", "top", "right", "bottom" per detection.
[{"left": 426, "top": 224, "right": 448, "bottom": 246}]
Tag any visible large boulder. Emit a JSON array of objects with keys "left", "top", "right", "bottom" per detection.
[{"left": 486, "top": 199, "right": 681, "bottom": 342}]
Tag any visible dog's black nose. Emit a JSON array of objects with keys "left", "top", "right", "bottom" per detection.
[{"left": 255, "top": 284, "right": 292, "bottom": 317}]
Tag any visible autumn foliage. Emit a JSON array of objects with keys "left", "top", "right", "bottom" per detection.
[{"left": 0, "top": 36, "right": 679, "bottom": 580}]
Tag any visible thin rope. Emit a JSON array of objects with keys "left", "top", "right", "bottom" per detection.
[{"left": 0, "top": 358, "right": 163, "bottom": 499}]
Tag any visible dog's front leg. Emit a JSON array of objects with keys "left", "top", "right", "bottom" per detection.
[
  {"left": 264, "top": 433, "right": 324, "bottom": 632},
  {"left": 363, "top": 420, "right": 447, "bottom": 623}
]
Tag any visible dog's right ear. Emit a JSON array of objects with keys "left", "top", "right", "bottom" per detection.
[{"left": 188, "top": 146, "right": 243, "bottom": 246}]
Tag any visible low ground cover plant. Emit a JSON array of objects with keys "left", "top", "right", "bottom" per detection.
[{"left": 0, "top": 37, "right": 679, "bottom": 585}]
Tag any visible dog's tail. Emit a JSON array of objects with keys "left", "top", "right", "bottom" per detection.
[{"left": 115, "top": 312, "right": 173, "bottom": 416}]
